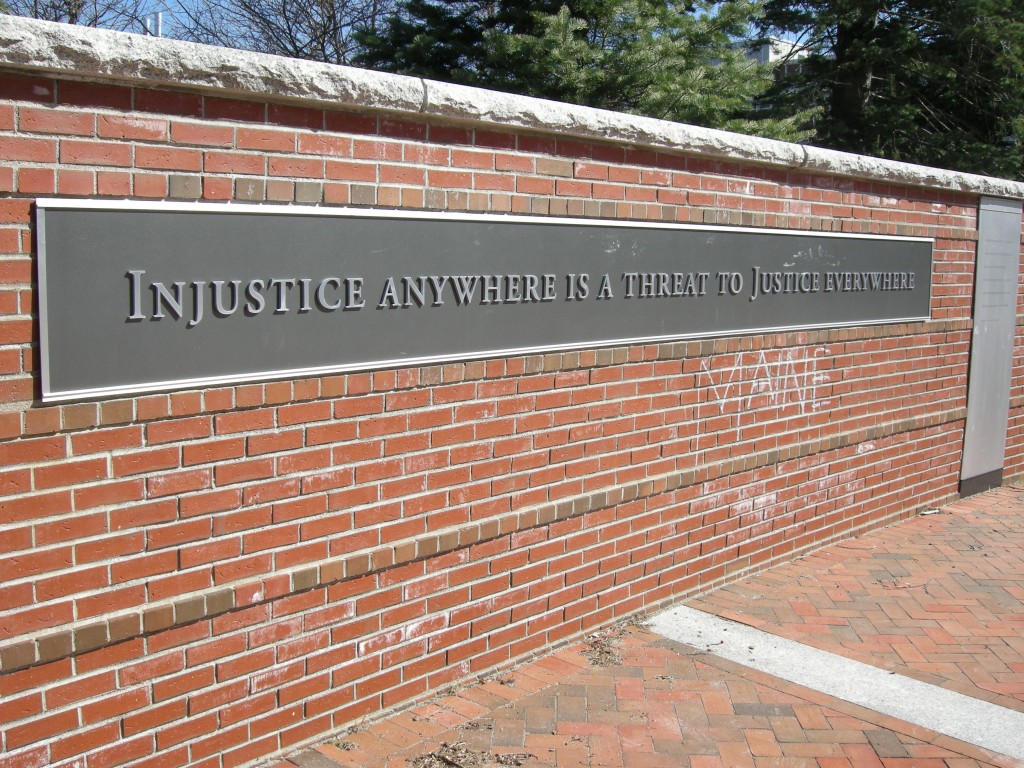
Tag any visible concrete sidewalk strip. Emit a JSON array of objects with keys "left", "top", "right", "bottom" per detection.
[{"left": 650, "top": 604, "right": 1024, "bottom": 760}]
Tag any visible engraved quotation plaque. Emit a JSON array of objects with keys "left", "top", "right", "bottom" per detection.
[{"left": 37, "top": 200, "right": 933, "bottom": 401}]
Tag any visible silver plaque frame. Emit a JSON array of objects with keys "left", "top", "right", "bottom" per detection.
[{"left": 37, "top": 199, "right": 933, "bottom": 402}]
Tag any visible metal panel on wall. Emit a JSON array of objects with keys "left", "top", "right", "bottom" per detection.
[
  {"left": 37, "top": 200, "right": 933, "bottom": 402},
  {"left": 961, "top": 197, "right": 1024, "bottom": 495}
]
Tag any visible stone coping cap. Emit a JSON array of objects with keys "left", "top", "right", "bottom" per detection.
[{"left": 2, "top": 15, "right": 1024, "bottom": 200}]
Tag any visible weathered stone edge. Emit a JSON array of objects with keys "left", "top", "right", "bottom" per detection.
[
  {"left": 2, "top": 15, "right": 1023, "bottom": 199},
  {"left": 0, "top": 402, "right": 966, "bottom": 675}
]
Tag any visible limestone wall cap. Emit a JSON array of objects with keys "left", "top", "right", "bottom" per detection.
[{"left": 2, "top": 15, "right": 1023, "bottom": 200}]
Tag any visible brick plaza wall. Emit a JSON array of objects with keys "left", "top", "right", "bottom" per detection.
[
  {"left": 1005, "top": 259, "right": 1024, "bottom": 480},
  {"left": 2, "top": 17, "right": 1023, "bottom": 768}
]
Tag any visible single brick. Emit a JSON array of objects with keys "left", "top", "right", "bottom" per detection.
[{"left": 235, "top": 177, "right": 266, "bottom": 201}]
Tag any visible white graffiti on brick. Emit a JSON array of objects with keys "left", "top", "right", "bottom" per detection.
[{"left": 699, "top": 348, "right": 832, "bottom": 415}]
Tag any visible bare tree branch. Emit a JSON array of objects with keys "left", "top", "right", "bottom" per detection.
[
  {"left": 9, "top": 0, "right": 146, "bottom": 31},
  {"left": 172, "top": 0, "right": 395, "bottom": 64}
]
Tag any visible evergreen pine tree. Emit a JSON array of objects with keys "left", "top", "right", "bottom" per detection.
[
  {"left": 356, "top": 0, "right": 814, "bottom": 141},
  {"left": 758, "top": 0, "right": 1024, "bottom": 178}
]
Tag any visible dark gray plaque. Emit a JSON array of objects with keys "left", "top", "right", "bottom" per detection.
[{"left": 37, "top": 200, "right": 933, "bottom": 401}]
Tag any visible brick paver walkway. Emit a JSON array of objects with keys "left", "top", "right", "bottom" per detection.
[
  {"left": 690, "top": 486, "right": 1024, "bottom": 712},
  {"left": 274, "top": 488, "right": 1024, "bottom": 768}
]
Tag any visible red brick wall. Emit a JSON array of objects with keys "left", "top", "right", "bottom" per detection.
[
  {"left": 0, "top": 70, "right": 995, "bottom": 768},
  {"left": 1004, "top": 206, "right": 1024, "bottom": 481}
]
